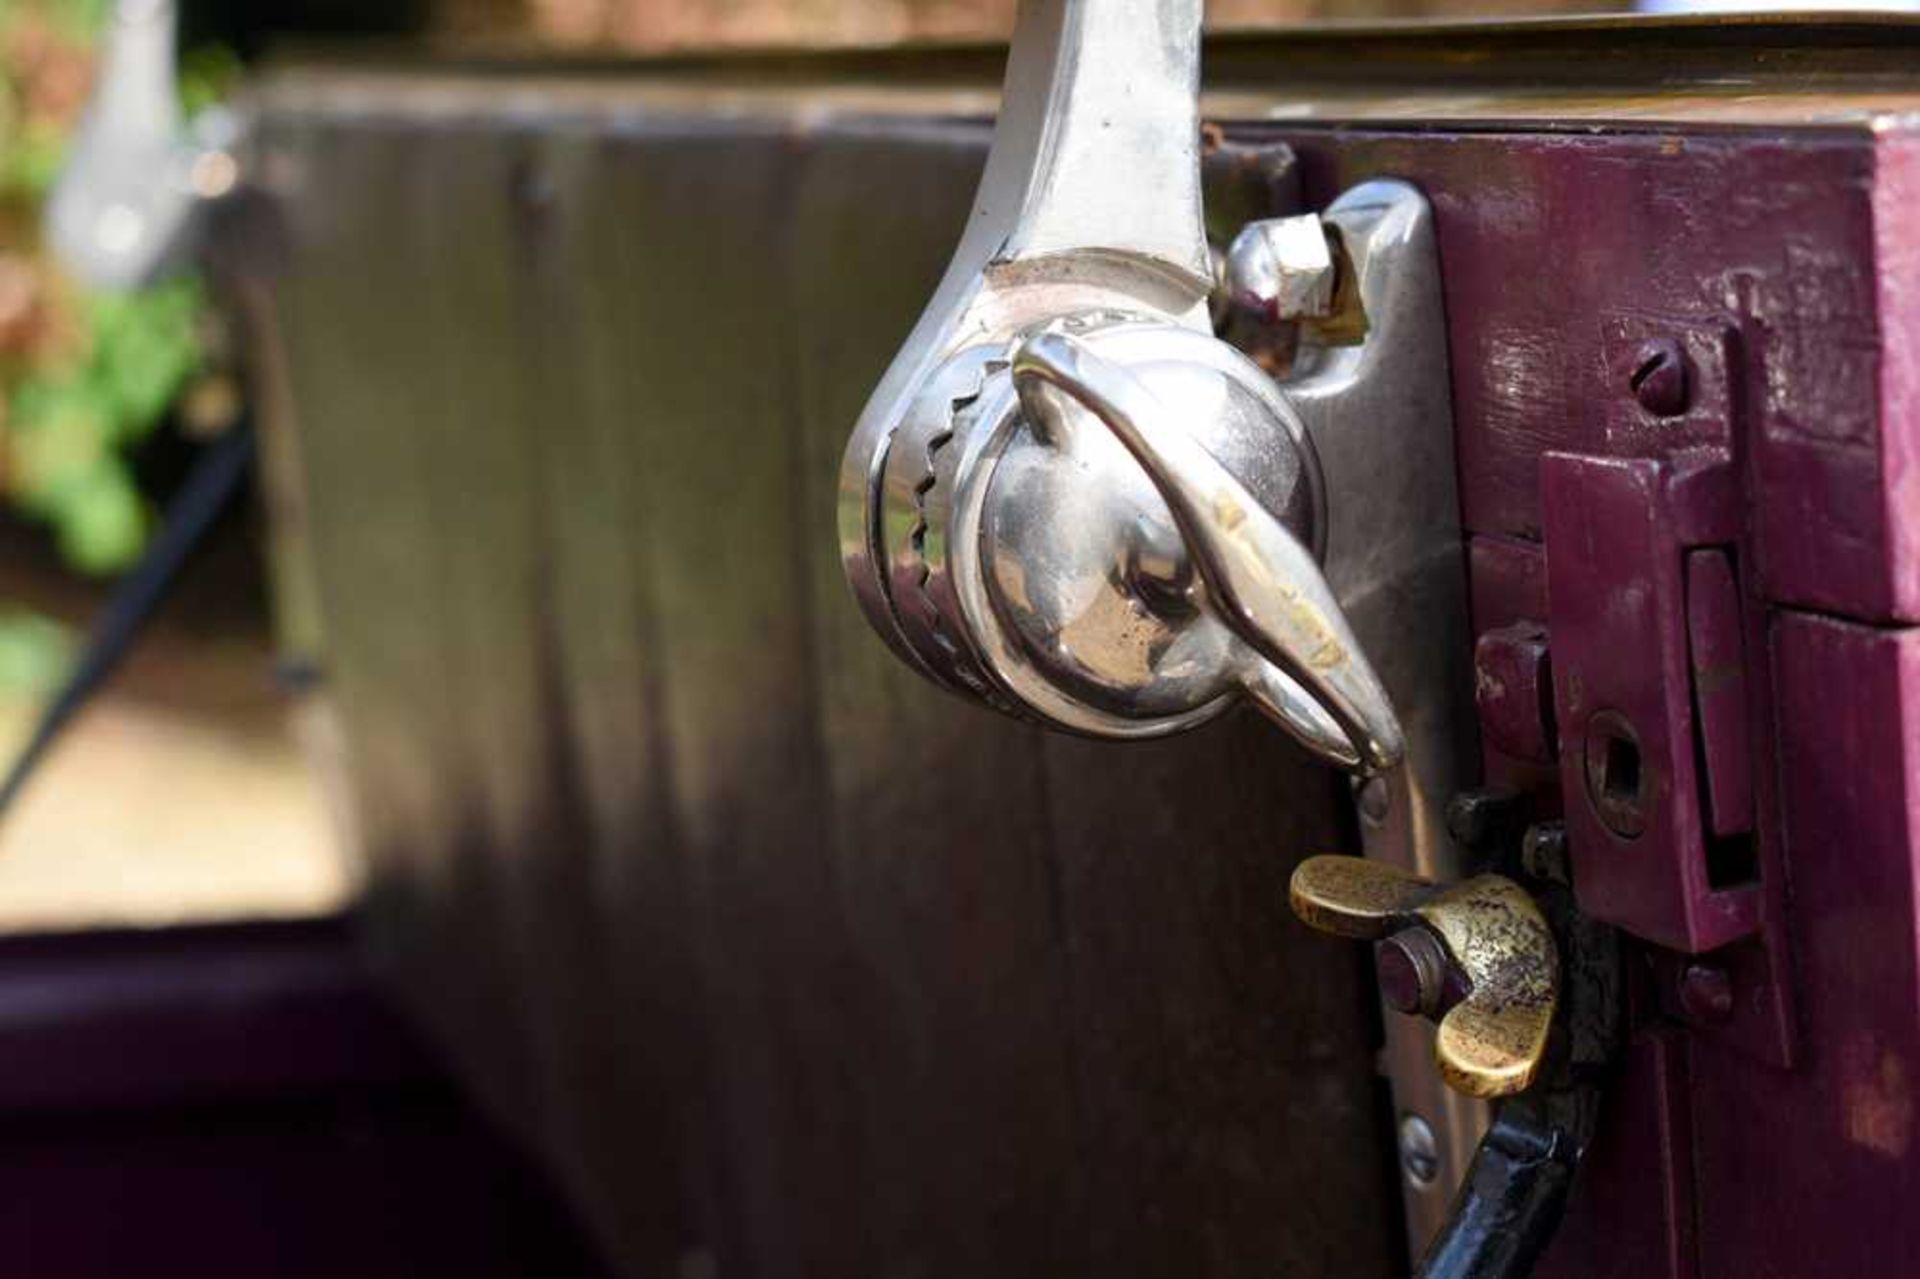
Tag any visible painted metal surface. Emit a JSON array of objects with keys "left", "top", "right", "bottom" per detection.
[
  {"left": 245, "top": 24, "right": 1920, "bottom": 1279},
  {"left": 0, "top": 919, "right": 607, "bottom": 1277},
  {"left": 0, "top": 918, "right": 427, "bottom": 1111}
]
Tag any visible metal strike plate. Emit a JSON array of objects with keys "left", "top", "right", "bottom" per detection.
[{"left": 1281, "top": 181, "right": 1486, "bottom": 1248}]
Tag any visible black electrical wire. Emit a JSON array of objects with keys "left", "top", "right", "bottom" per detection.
[{"left": 0, "top": 420, "right": 256, "bottom": 819}]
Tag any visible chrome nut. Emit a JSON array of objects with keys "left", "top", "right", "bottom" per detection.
[{"left": 1225, "top": 213, "right": 1337, "bottom": 323}]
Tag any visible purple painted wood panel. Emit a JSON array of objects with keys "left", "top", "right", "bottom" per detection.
[
  {"left": 1289, "top": 126, "right": 1906, "bottom": 624},
  {"left": 1688, "top": 614, "right": 1920, "bottom": 1278},
  {"left": 1277, "top": 118, "right": 1920, "bottom": 1276},
  {"left": 1878, "top": 134, "right": 1920, "bottom": 620},
  {"left": 1539, "top": 1031, "right": 1696, "bottom": 1279}
]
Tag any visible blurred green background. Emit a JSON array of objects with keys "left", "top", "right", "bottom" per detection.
[
  {"left": 0, "top": 0, "right": 240, "bottom": 579},
  {"left": 0, "top": 1, "right": 342, "bottom": 932}
]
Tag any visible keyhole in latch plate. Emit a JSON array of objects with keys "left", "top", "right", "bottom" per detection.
[{"left": 1584, "top": 709, "right": 1648, "bottom": 839}]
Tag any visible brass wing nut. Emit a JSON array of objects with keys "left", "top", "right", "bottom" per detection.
[{"left": 1289, "top": 855, "right": 1560, "bottom": 1099}]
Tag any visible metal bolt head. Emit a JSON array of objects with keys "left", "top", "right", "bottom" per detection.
[
  {"left": 1398, "top": 1114, "right": 1441, "bottom": 1187},
  {"left": 1678, "top": 961, "right": 1734, "bottom": 1024},
  {"left": 1376, "top": 927, "right": 1449, "bottom": 1018},
  {"left": 1224, "top": 213, "right": 1335, "bottom": 323},
  {"left": 1445, "top": 787, "right": 1529, "bottom": 856},
  {"left": 1474, "top": 623, "right": 1556, "bottom": 764},
  {"left": 1629, "top": 337, "right": 1691, "bottom": 417},
  {"left": 1520, "top": 821, "right": 1571, "bottom": 885}
]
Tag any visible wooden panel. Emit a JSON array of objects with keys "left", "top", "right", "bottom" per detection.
[
  {"left": 428, "top": 0, "right": 1597, "bottom": 50},
  {"left": 255, "top": 85, "right": 1396, "bottom": 1279},
  {"left": 790, "top": 123, "right": 1087, "bottom": 1277},
  {"left": 270, "top": 119, "right": 542, "bottom": 1123},
  {"left": 512, "top": 124, "right": 720, "bottom": 1269}
]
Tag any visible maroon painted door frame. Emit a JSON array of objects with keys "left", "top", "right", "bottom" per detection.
[{"left": 1274, "top": 119, "right": 1920, "bottom": 1276}]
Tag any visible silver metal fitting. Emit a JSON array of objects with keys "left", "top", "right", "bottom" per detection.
[
  {"left": 1399, "top": 1114, "right": 1442, "bottom": 1187},
  {"left": 46, "top": 0, "right": 247, "bottom": 290},
  {"left": 1225, "top": 213, "right": 1337, "bottom": 323}
]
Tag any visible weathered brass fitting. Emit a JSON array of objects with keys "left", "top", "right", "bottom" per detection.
[{"left": 1290, "top": 855, "right": 1559, "bottom": 1098}]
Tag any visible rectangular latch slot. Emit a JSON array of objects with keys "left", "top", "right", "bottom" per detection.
[{"left": 1684, "top": 547, "right": 1758, "bottom": 887}]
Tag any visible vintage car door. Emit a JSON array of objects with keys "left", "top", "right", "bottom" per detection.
[{"left": 195, "top": 5, "right": 1920, "bottom": 1275}]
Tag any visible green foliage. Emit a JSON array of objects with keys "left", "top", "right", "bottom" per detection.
[
  {"left": 0, "top": 0, "right": 234, "bottom": 575},
  {"left": 10, "top": 278, "right": 202, "bottom": 572},
  {"left": 0, "top": 606, "right": 70, "bottom": 698},
  {"left": 179, "top": 43, "right": 241, "bottom": 117},
  {"left": 0, "top": 0, "right": 105, "bottom": 39},
  {"left": 2, "top": 119, "right": 66, "bottom": 200}
]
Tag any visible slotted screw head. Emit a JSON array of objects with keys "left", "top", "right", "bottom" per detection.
[{"left": 1629, "top": 337, "right": 1691, "bottom": 417}]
